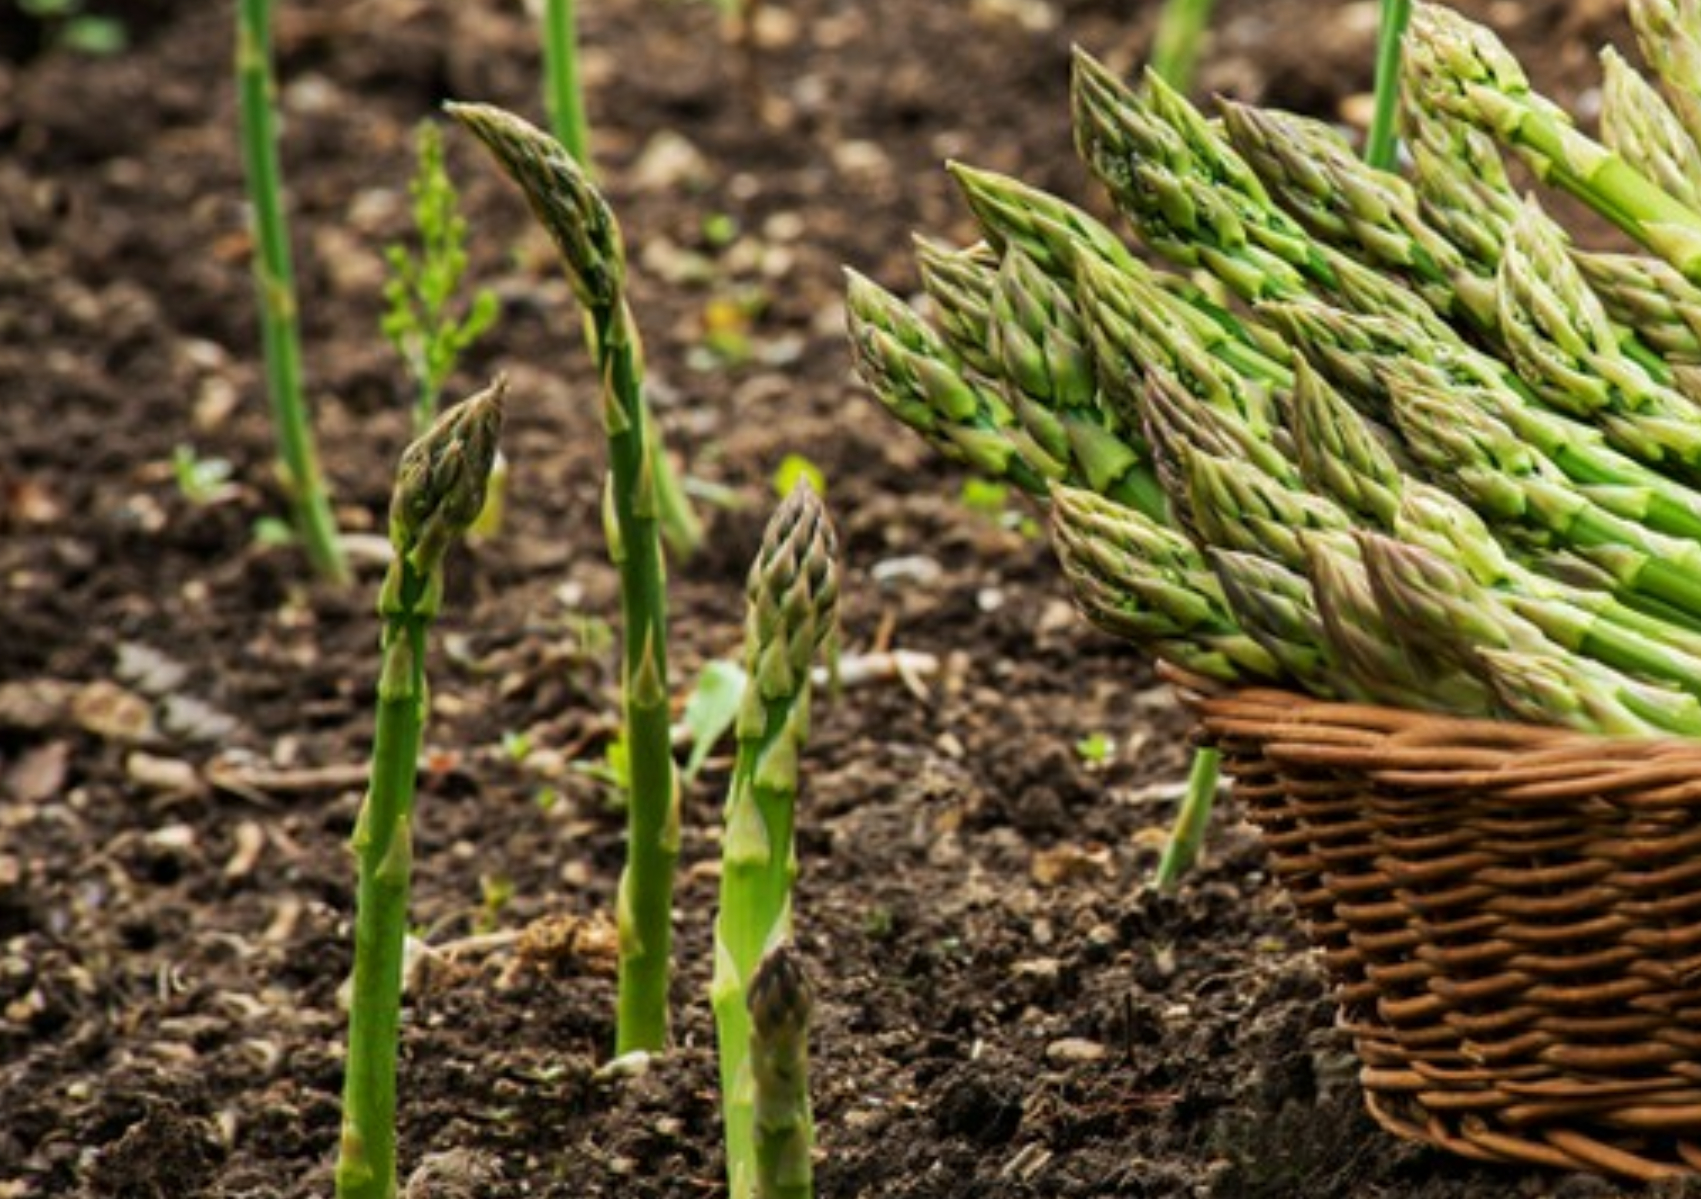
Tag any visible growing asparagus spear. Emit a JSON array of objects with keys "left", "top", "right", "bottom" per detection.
[
  {"left": 1405, "top": 2, "right": 1701, "bottom": 282},
  {"left": 236, "top": 0, "right": 348, "bottom": 584},
  {"left": 448, "top": 102, "right": 679, "bottom": 1053},
  {"left": 336, "top": 381, "right": 505, "bottom": 1199},
  {"left": 748, "top": 945, "right": 815, "bottom": 1199},
  {"left": 1599, "top": 46, "right": 1701, "bottom": 212},
  {"left": 714, "top": 484, "right": 838, "bottom": 1199}
]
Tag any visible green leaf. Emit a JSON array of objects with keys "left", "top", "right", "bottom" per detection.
[
  {"left": 1075, "top": 731, "right": 1113, "bottom": 764},
  {"left": 682, "top": 659, "right": 748, "bottom": 784}
]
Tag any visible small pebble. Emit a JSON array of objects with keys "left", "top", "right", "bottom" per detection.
[{"left": 1045, "top": 1037, "right": 1106, "bottom": 1065}]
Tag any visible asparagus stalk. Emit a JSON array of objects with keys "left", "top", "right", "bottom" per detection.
[
  {"left": 1599, "top": 46, "right": 1701, "bottom": 212},
  {"left": 1070, "top": 50, "right": 1450, "bottom": 337},
  {"left": 1628, "top": 0, "right": 1701, "bottom": 153},
  {"left": 748, "top": 945, "right": 815, "bottom": 1199},
  {"left": 235, "top": 0, "right": 348, "bottom": 585},
  {"left": 945, "top": 162, "right": 1292, "bottom": 376},
  {"left": 1361, "top": 531, "right": 1701, "bottom": 735},
  {"left": 449, "top": 103, "right": 679, "bottom": 1052},
  {"left": 912, "top": 236, "right": 1002, "bottom": 377},
  {"left": 541, "top": 0, "right": 592, "bottom": 168},
  {"left": 335, "top": 382, "right": 505, "bottom": 1199},
  {"left": 986, "top": 247, "right": 1168, "bottom": 516},
  {"left": 1203, "top": 548, "right": 1340, "bottom": 692},
  {"left": 1153, "top": 748, "right": 1219, "bottom": 891},
  {"left": 1151, "top": 0, "right": 1218, "bottom": 91},
  {"left": 1576, "top": 251, "right": 1701, "bottom": 363},
  {"left": 844, "top": 268, "right": 1059, "bottom": 493},
  {"left": 1219, "top": 98, "right": 1495, "bottom": 329},
  {"left": 1495, "top": 197, "right": 1701, "bottom": 476},
  {"left": 714, "top": 485, "right": 838, "bottom": 1199},
  {"left": 1048, "top": 485, "right": 1284, "bottom": 683},
  {"left": 1405, "top": 2, "right": 1701, "bottom": 282}
]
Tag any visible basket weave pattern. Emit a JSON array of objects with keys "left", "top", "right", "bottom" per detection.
[{"left": 1175, "top": 676, "right": 1701, "bottom": 1182}]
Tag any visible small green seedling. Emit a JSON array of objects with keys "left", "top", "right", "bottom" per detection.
[
  {"left": 172, "top": 445, "right": 238, "bottom": 506},
  {"left": 381, "top": 121, "right": 499, "bottom": 436},
  {"left": 1074, "top": 731, "right": 1113, "bottom": 764},
  {"left": 683, "top": 659, "right": 750, "bottom": 785},
  {"left": 21, "top": 0, "right": 126, "bottom": 55}
]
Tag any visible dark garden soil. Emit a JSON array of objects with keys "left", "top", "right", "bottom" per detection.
[{"left": 0, "top": 0, "right": 1687, "bottom": 1195}]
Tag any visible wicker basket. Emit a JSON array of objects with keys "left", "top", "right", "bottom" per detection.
[{"left": 1168, "top": 669, "right": 1701, "bottom": 1182}]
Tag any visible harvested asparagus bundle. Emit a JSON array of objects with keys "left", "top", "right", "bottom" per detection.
[{"left": 842, "top": 1, "right": 1701, "bottom": 742}]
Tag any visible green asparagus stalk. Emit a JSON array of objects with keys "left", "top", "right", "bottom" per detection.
[
  {"left": 1279, "top": 355, "right": 1406, "bottom": 526},
  {"left": 1495, "top": 197, "right": 1701, "bottom": 475},
  {"left": 1361, "top": 531, "right": 1701, "bottom": 735},
  {"left": 1219, "top": 98, "right": 1495, "bottom": 329},
  {"left": 986, "top": 248, "right": 1167, "bottom": 516},
  {"left": 335, "top": 381, "right": 505, "bottom": 1199},
  {"left": 947, "top": 162, "right": 1293, "bottom": 377},
  {"left": 1151, "top": 0, "right": 1217, "bottom": 92},
  {"left": 748, "top": 945, "right": 815, "bottom": 1199},
  {"left": 844, "top": 268, "right": 1060, "bottom": 493},
  {"left": 1048, "top": 485, "right": 1284, "bottom": 683},
  {"left": 1402, "top": 90, "right": 1521, "bottom": 278},
  {"left": 1265, "top": 300, "right": 1701, "bottom": 546},
  {"left": 1070, "top": 50, "right": 1450, "bottom": 338},
  {"left": 1176, "top": 443, "right": 1346, "bottom": 570},
  {"left": 713, "top": 484, "right": 838, "bottom": 1199},
  {"left": 1153, "top": 747, "right": 1219, "bottom": 891},
  {"left": 1576, "top": 251, "right": 1701, "bottom": 362},
  {"left": 448, "top": 102, "right": 679, "bottom": 1053},
  {"left": 1599, "top": 46, "right": 1701, "bottom": 212},
  {"left": 1203, "top": 548, "right": 1340, "bottom": 692},
  {"left": 541, "top": 0, "right": 592, "bottom": 168},
  {"left": 1628, "top": 0, "right": 1701, "bottom": 153},
  {"left": 236, "top": 0, "right": 348, "bottom": 585},
  {"left": 1405, "top": 2, "right": 1701, "bottom": 282},
  {"left": 912, "top": 236, "right": 1002, "bottom": 378}
]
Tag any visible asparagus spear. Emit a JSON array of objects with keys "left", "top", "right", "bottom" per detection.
[
  {"left": 714, "top": 484, "right": 838, "bottom": 1199},
  {"left": 1070, "top": 49, "right": 1451, "bottom": 337},
  {"left": 912, "top": 236, "right": 1002, "bottom": 377},
  {"left": 1628, "top": 0, "right": 1701, "bottom": 153},
  {"left": 1495, "top": 197, "right": 1701, "bottom": 475},
  {"left": 1599, "top": 46, "right": 1701, "bottom": 212},
  {"left": 236, "top": 0, "right": 348, "bottom": 584},
  {"left": 1048, "top": 485, "right": 1284, "bottom": 683},
  {"left": 1218, "top": 98, "right": 1496, "bottom": 329},
  {"left": 1405, "top": 2, "right": 1701, "bottom": 282},
  {"left": 449, "top": 102, "right": 679, "bottom": 1053},
  {"left": 1203, "top": 548, "right": 1341, "bottom": 694},
  {"left": 1361, "top": 531, "right": 1701, "bottom": 735},
  {"left": 844, "top": 268, "right": 1060, "bottom": 493},
  {"left": 748, "top": 946, "right": 816, "bottom": 1199},
  {"left": 986, "top": 247, "right": 1168, "bottom": 516},
  {"left": 336, "top": 382, "right": 505, "bottom": 1199},
  {"left": 947, "top": 162, "right": 1292, "bottom": 378},
  {"left": 1576, "top": 251, "right": 1701, "bottom": 363}
]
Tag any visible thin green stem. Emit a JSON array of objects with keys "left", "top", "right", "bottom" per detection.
[
  {"left": 1151, "top": 0, "right": 1217, "bottom": 91},
  {"left": 596, "top": 300, "right": 680, "bottom": 1056},
  {"left": 542, "top": 0, "right": 591, "bottom": 169},
  {"left": 1155, "top": 747, "right": 1219, "bottom": 890},
  {"left": 1366, "top": 0, "right": 1412, "bottom": 169},
  {"left": 335, "top": 564, "right": 427, "bottom": 1199},
  {"left": 236, "top": 0, "right": 347, "bottom": 584}
]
